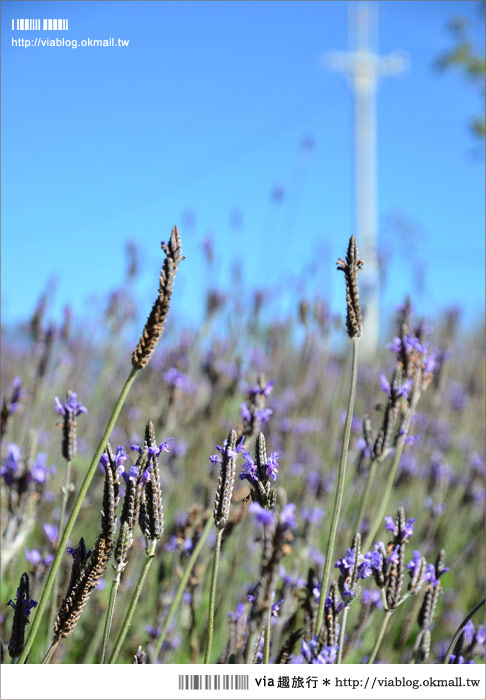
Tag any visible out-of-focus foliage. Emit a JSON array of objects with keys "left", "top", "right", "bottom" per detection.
[{"left": 436, "top": 1, "right": 486, "bottom": 139}]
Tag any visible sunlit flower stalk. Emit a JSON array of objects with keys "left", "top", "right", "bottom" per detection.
[
  {"left": 315, "top": 236, "right": 363, "bottom": 638},
  {"left": 19, "top": 229, "right": 182, "bottom": 664}
]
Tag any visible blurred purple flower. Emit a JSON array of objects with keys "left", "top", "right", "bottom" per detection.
[
  {"left": 28, "top": 453, "right": 50, "bottom": 484},
  {"left": 362, "top": 588, "right": 383, "bottom": 608},
  {"left": 1, "top": 443, "right": 22, "bottom": 485},
  {"left": 163, "top": 367, "right": 194, "bottom": 392},
  {"left": 301, "top": 507, "right": 325, "bottom": 525},
  {"left": 280, "top": 503, "right": 297, "bottom": 529},
  {"left": 227, "top": 603, "right": 246, "bottom": 621},
  {"left": 43, "top": 523, "right": 58, "bottom": 543},
  {"left": 249, "top": 502, "right": 274, "bottom": 526}
]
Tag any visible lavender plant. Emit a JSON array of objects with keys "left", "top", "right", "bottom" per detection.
[{"left": 1, "top": 226, "right": 484, "bottom": 666}]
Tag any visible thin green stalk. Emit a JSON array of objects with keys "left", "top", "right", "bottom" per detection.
[
  {"left": 19, "top": 367, "right": 139, "bottom": 664},
  {"left": 154, "top": 516, "right": 212, "bottom": 660},
  {"left": 204, "top": 528, "right": 223, "bottom": 664},
  {"left": 443, "top": 597, "right": 485, "bottom": 664},
  {"left": 410, "top": 629, "right": 424, "bottom": 664},
  {"left": 41, "top": 639, "right": 59, "bottom": 665},
  {"left": 315, "top": 337, "right": 359, "bottom": 636},
  {"left": 337, "top": 605, "right": 349, "bottom": 664},
  {"left": 363, "top": 441, "right": 405, "bottom": 553},
  {"left": 354, "top": 458, "right": 378, "bottom": 535},
  {"left": 262, "top": 598, "right": 272, "bottom": 664},
  {"left": 109, "top": 540, "right": 157, "bottom": 664},
  {"left": 47, "top": 459, "right": 73, "bottom": 649},
  {"left": 100, "top": 568, "right": 122, "bottom": 663},
  {"left": 367, "top": 611, "right": 392, "bottom": 664}
]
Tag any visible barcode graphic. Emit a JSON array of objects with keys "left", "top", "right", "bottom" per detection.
[
  {"left": 178, "top": 675, "right": 249, "bottom": 691},
  {"left": 11, "top": 18, "right": 69, "bottom": 31}
]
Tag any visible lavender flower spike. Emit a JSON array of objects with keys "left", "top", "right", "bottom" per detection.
[{"left": 54, "top": 391, "right": 87, "bottom": 462}]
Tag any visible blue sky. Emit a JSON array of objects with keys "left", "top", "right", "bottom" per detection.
[{"left": 1, "top": 0, "right": 484, "bottom": 333}]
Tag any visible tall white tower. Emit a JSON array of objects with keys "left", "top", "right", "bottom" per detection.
[{"left": 324, "top": 3, "right": 408, "bottom": 355}]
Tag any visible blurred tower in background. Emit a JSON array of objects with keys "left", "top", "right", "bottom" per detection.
[{"left": 324, "top": 3, "right": 408, "bottom": 355}]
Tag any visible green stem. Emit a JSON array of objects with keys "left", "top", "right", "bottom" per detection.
[
  {"left": 41, "top": 639, "right": 59, "bottom": 665},
  {"left": 204, "top": 528, "right": 223, "bottom": 664},
  {"left": 109, "top": 540, "right": 158, "bottom": 664},
  {"left": 443, "top": 597, "right": 485, "bottom": 664},
  {"left": 367, "top": 611, "right": 392, "bottom": 664},
  {"left": 315, "top": 337, "right": 359, "bottom": 636},
  {"left": 354, "top": 458, "right": 378, "bottom": 535},
  {"left": 48, "top": 459, "right": 72, "bottom": 649},
  {"left": 100, "top": 568, "right": 122, "bottom": 663},
  {"left": 262, "top": 598, "right": 272, "bottom": 664},
  {"left": 19, "top": 367, "right": 139, "bottom": 664},
  {"left": 154, "top": 516, "right": 212, "bottom": 661},
  {"left": 363, "top": 442, "right": 405, "bottom": 553},
  {"left": 337, "top": 605, "right": 349, "bottom": 664},
  {"left": 410, "top": 629, "right": 424, "bottom": 665},
  {"left": 244, "top": 630, "right": 257, "bottom": 664}
]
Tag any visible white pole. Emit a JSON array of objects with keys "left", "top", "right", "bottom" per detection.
[{"left": 323, "top": 2, "right": 408, "bottom": 355}]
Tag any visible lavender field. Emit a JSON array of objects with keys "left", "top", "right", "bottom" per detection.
[{"left": 1, "top": 229, "right": 484, "bottom": 665}]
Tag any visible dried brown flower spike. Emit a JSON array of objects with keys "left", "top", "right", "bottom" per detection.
[
  {"left": 213, "top": 430, "right": 237, "bottom": 529},
  {"left": 336, "top": 235, "right": 364, "bottom": 339},
  {"left": 132, "top": 226, "right": 183, "bottom": 370}
]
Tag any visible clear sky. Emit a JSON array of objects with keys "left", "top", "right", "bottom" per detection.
[{"left": 1, "top": 1, "right": 485, "bottom": 333}]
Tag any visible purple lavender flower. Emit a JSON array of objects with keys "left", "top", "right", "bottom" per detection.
[
  {"left": 54, "top": 392, "right": 87, "bottom": 417},
  {"left": 24, "top": 549, "right": 53, "bottom": 569},
  {"left": 1, "top": 443, "right": 21, "bottom": 485},
  {"left": 300, "top": 637, "right": 338, "bottom": 664},
  {"left": 255, "top": 408, "right": 273, "bottom": 425},
  {"left": 240, "top": 403, "right": 252, "bottom": 423},
  {"left": 28, "top": 453, "right": 51, "bottom": 484},
  {"left": 24, "top": 549, "right": 43, "bottom": 566},
  {"left": 227, "top": 602, "right": 246, "bottom": 622},
  {"left": 7, "top": 587, "right": 38, "bottom": 618},
  {"left": 43, "top": 523, "right": 59, "bottom": 544},
  {"left": 384, "top": 515, "right": 415, "bottom": 539},
  {"left": 424, "top": 562, "right": 449, "bottom": 586},
  {"left": 280, "top": 503, "right": 297, "bottom": 529},
  {"left": 266, "top": 452, "right": 279, "bottom": 481},
  {"left": 239, "top": 451, "right": 258, "bottom": 486},
  {"left": 358, "top": 549, "right": 382, "bottom": 579},
  {"left": 5, "top": 376, "right": 25, "bottom": 414},
  {"left": 361, "top": 589, "right": 383, "bottom": 608},
  {"left": 387, "top": 336, "right": 402, "bottom": 353},
  {"left": 131, "top": 438, "right": 172, "bottom": 457},
  {"left": 163, "top": 367, "right": 193, "bottom": 392},
  {"left": 248, "top": 380, "right": 274, "bottom": 398},
  {"left": 209, "top": 436, "right": 242, "bottom": 465},
  {"left": 335, "top": 549, "right": 356, "bottom": 577},
  {"left": 66, "top": 538, "right": 91, "bottom": 565},
  {"left": 406, "top": 550, "right": 422, "bottom": 577},
  {"left": 301, "top": 507, "right": 325, "bottom": 525},
  {"left": 249, "top": 502, "right": 274, "bottom": 526},
  {"left": 464, "top": 620, "right": 475, "bottom": 646}
]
